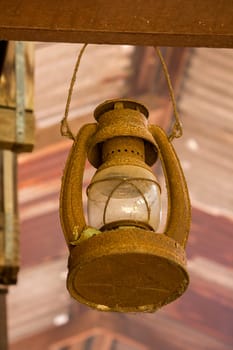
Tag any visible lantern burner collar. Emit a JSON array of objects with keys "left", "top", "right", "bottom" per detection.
[{"left": 88, "top": 99, "right": 158, "bottom": 168}]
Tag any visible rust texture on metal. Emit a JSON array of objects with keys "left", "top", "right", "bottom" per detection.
[
  {"left": 67, "top": 228, "right": 189, "bottom": 312},
  {"left": 89, "top": 99, "right": 158, "bottom": 168},
  {"left": 98, "top": 134, "right": 156, "bottom": 177},
  {"left": 59, "top": 123, "right": 97, "bottom": 245},
  {"left": 60, "top": 99, "right": 191, "bottom": 312},
  {"left": 0, "top": 1, "right": 232, "bottom": 47},
  {"left": 0, "top": 41, "right": 35, "bottom": 152},
  {"left": 102, "top": 136, "right": 146, "bottom": 164},
  {"left": 150, "top": 125, "right": 191, "bottom": 247}
]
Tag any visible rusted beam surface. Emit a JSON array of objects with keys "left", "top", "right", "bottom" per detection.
[{"left": 0, "top": 0, "right": 232, "bottom": 47}]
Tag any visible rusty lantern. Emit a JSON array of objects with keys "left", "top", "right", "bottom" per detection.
[{"left": 60, "top": 99, "right": 191, "bottom": 312}]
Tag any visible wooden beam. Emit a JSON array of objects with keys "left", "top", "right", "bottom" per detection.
[{"left": 0, "top": 0, "right": 232, "bottom": 47}]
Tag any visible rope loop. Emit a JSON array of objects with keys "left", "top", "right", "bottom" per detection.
[
  {"left": 60, "top": 43, "right": 88, "bottom": 140},
  {"left": 155, "top": 47, "right": 183, "bottom": 142}
]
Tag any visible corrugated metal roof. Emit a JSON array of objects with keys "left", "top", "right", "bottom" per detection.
[
  {"left": 176, "top": 48, "right": 233, "bottom": 219},
  {"left": 35, "top": 43, "right": 134, "bottom": 129}
]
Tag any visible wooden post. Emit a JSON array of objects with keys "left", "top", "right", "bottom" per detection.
[
  {"left": 0, "top": 150, "right": 19, "bottom": 285},
  {"left": 0, "top": 287, "right": 8, "bottom": 350},
  {"left": 0, "top": 42, "right": 35, "bottom": 152},
  {"left": 0, "top": 41, "right": 35, "bottom": 349}
]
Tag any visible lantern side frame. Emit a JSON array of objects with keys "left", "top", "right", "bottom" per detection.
[
  {"left": 59, "top": 123, "right": 97, "bottom": 248},
  {"left": 150, "top": 125, "right": 191, "bottom": 248}
]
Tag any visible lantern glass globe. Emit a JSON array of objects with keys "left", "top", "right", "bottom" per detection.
[{"left": 87, "top": 164, "right": 161, "bottom": 231}]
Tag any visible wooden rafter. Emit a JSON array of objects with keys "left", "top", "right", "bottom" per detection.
[{"left": 0, "top": 0, "right": 232, "bottom": 47}]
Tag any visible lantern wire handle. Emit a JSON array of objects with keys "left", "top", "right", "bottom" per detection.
[
  {"left": 155, "top": 47, "right": 183, "bottom": 142},
  {"left": 60, "top": 43, "right": 88, "bottom": 141},
  {"left": 60, "top": 44, "right": 182, "bottom": 142}
]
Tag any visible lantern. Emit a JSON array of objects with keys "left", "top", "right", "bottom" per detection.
[{"left": 60, "top": 99, "right": 191, "bottom": 312}]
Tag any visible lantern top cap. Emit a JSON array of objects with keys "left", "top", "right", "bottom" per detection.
[{"left": 94, "top": 99, "right": 149, "bottom": 122}]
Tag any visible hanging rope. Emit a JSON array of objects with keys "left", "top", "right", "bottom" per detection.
[
  {"left": 60, "top": 43, "right": 88, "bottom": 140},
  {"left": 61, "top": 44, "right": 182, "bottom": 142},
  {"left": 155, "top": 47, "right": 183, "bottom": 142}
]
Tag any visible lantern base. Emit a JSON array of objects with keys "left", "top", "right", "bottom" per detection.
[{"left": 67, "top": 227, "right": 189, "bottom": 312}]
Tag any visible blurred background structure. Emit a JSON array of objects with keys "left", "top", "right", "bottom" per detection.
[{"left": 4, "top": 43, "right": 233, "bottom": 349}]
